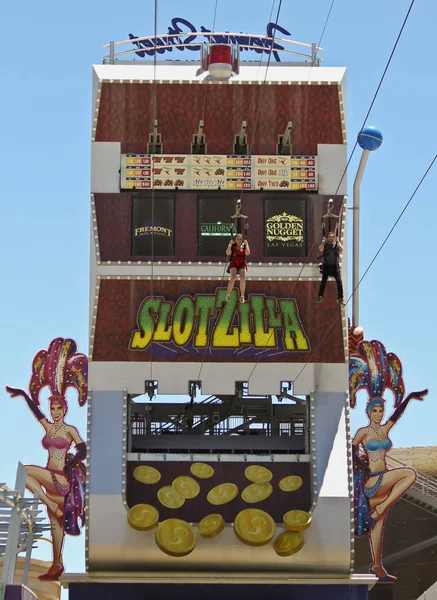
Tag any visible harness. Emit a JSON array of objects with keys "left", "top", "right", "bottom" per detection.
[
  {"left": 227, "top": 242, "right": 246, "bottom": 272},
  {"left": 323, "top": 243, "right": 339, "bottom": 264}
]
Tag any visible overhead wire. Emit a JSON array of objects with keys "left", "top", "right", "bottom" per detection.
[
  {"left": 291, "top": 152, "right": 437, "bottom": 388},
  {"left": 244, "top": 0, "right": 417, "bottom": 385},
  {"left": 195, "top": 0, "right": 283, "bottom": 384},
  {"left": 149, "top": 0, "right": 158, "bottom": 382},
  {"left": 306, "top": 0, "right": 336, "bottom": 82},
  {"left": 333, "top": 0, "right": 416, "bottom": 195},
  {"left": 195, "top": 0, "right": 220, "bottom": 153}
]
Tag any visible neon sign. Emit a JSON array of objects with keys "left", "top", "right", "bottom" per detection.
[
  {"left": 129, "top": 289, "right": 310, "bottom": 354},
  {"left": 129, "top": 17, "right": 292, "bottom": 62}
]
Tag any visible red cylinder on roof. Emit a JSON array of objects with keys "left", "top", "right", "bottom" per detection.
[{"left": 208, "top": 44, "right": 232, "bottom": 79}]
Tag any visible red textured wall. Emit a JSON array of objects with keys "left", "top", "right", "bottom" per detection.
[
  {"left": 93, "top": 279, "right": 345, "bottom": 363},
  {"left": 96, "top": 83, "right": 343, "bottom": 155},
  {"left": 95, "top": 192, "right": 344, "bottom": 263}
]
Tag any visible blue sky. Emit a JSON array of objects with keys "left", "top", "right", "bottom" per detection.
[{"left": 1, "top": 0, "right": 436, "bottom": 587}]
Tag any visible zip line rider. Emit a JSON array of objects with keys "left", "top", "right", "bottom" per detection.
[
  {"left": 317, "top": 231, "right": 344, "bottom": 304},
  {"left": 226, "top": 233, "right": 250, "bottom": 303}
]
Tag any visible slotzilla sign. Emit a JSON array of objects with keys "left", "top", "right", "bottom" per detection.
[
  {"left": 129, "top": 289, "right": 311, "bottom": 357},
  {"left": 129, "top": 17, "right": 292, "bottom": 62},
  {"left": 92, "top": 279, "right": 346, "bottom": 363}
]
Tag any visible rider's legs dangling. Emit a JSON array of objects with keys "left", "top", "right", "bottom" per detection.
[
  {"left": 239, "top": 268, "right": 246, "bottom": 303},
  {"left": 226, "top": 268, "right": 238, "bottom": 301}
]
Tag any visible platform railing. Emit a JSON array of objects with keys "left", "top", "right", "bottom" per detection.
[
  {"left": 131, "top": 415, "right": 306, "bottom": 438},
  {"left": 386, "top": 454, "right": 437, "bottom": 504},
  {"left": 102, "top": 33, "right": 323, "bottom": 65}
]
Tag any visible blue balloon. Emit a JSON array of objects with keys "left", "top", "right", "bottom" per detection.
[{"left": 357, "top": 126, "right": 383, "bottom": 151}]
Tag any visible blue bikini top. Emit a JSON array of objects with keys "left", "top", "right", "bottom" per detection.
[{"left": 365, "top": 438, "right": 392, "bottom": 452}]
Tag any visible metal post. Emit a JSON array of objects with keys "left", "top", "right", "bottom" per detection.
[
  {"left": 109, "top": 41, "right": 115, "bottom": 64},
  {"left": 352, "top": 149, "right": 369, "bottom": 327},
  {"left": 21, "top": 493, "right": 38, "bottom": 586},
  {"left": 311, "top": 43, "right": 317, "bottom": 65},
  {"left": 1, "top": 464, "right": 26, "bottom": 586}
]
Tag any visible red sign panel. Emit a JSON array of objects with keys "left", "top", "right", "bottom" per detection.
[{"left": 93, "top": 280, "right": 345, "bottom": 363}]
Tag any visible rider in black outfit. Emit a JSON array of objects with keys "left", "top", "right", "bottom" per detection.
[{"left": 317, "top": 231, "right": 344, "bottom": 304}]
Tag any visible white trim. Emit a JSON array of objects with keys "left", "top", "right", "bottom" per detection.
[
  {"left": 126, "top": 453, "right": 310, "bottom": 463},
  {"left": 61, "top": 571, "right": 377, "bottom": 588}
]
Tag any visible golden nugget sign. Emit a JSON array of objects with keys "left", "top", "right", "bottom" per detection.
[
  {"left": 266, "top": 213, "right": 304, "bottom": 243},
  {"left": 129, "top": 290, "right": 310, "bottom": 356}
]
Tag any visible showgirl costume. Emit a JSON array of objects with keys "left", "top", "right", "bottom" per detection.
[
  {"left": 349, "top": 340, "right": 415, "bottom": 536},
  {"left": 227, "top": 243, "right": 247, "bottom": 273},
  {"left": 7, "top": 338, "right": 88, "bottom": 535}
]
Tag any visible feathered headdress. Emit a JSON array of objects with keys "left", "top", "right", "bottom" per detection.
[
  {"left": 349, "top": 340, "right": 404, "bottom": 410},
  {"left": 28, "top": 338, "right": 88, "bottom": 410}
]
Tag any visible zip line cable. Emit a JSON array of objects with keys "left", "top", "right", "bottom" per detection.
[
  {"left": 244, "top": 0, "right": 418, "bottom": 385},
  {"left": 195, "top": 0, "right": 220, "bottom": 153},
  {"left": 195, "top": 0, "right": 283, "bottom": 384},
  {"left": 291, "top": 152, "right": 437, "bottom": 388},
  {"left": 149, "top": 0, "right": 158, "bottom": 382},
  {"left": 306, "top": 0, "right": 336, "bottom": 82},
  {"left": 334, "top": 0, "right": 416, "bottom": 194}
]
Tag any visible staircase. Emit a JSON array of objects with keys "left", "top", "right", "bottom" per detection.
[{"left": 386, "top": 454, "right": 437, "bottom": 515}]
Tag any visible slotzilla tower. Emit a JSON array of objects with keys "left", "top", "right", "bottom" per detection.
[{"left": 65, "top": 28, "right": 373, "bottom": 600}]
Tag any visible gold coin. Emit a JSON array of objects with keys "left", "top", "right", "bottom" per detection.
[
  {"left": 133, "top": 465, "right": 161, "bottom": 485},
  {"left": 279, "top": 475, "right": 303, "bottom": 492},
  {"left": 172, "top": 476, "right": 200, "bottom": 499},
  {"left": 198, "top": 514, "right": 225, "bottom": 538},
  {"left": 127, "top": 504, "right": 159, "bottom": 531},
  {"left": 157, "top": 486, "right": 186, "bottom": 509},
  {"left": 283, "top": 510, "right": 312, "bottom": 531},
  {"left": 241, "top": 482, "right": 273, "bottom": 504},
  {"left": 190, "top": 462, "right": 215, "bottom": 479},
  {"left": 207, "top": 483, "right": 238, "bottom": 506},
  {"left": 155, "top": 518, "right": 197, "bottom": 557},
  {"left": 273, "top": 531, "right": 304, "bottom": 557},
  {"left": 234, "top": 508, "right": 276, "bottom": 546},
  {"left": 244, "top": 465, "right": 273, "bottom": 483}
]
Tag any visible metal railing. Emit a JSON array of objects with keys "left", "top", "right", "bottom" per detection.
[
  {"left": 102, "top": 33, "right": 323, "bottom": 65},
  {"left": 1, "top": 464, "right": 48, "bottom": 587},
  {"left": 386, "top": 454, "right": 437, "bottom": 504},
  {"left": 131, "top": 415, "right": 306, "bottom": 438}
]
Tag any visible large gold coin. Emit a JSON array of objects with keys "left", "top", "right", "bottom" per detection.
[
  {"left": 273, "top": 531, "right": 304, "bottom": 557},
  {"left": 283, "top": 510, "right": 312, "bottom": 531},
  {"left": 241, "top": 482, "right": 273, "bottom": 504},
  {"left": 155, "top": 518, "right": 197, "bottom": 557},
  {"left": 279, "top": 475, "right": 303, "bottom": 492},
  {"left": 190, "top": 462, "right": 215, "bottom": 479},
  {"left": 133, "top": 465, "right": 161, "bottom": 485},
  {"left": 207, "top": 483, "right": 238, "bottom": 506},
  {"left": 127, "top": 504, "right": 159, "bottom": 531},
  {"left": 244, "top": 465, "right": 273, "bottom": 483},
  {"left": 198, "top": 514, "right": 225, "bottom": 538},
  {"left": 157, "top": 486, "right": 186, "bottom": 509},
  {"left": 234, "top": 508, "right": 276, "bottom": 546},
  {"left": 172, "top": 476, "right": 200, "bottom": 499}
]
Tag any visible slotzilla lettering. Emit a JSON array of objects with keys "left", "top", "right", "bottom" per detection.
[{"left": 129, "top": 291, "right": 310, "bottom": 351}]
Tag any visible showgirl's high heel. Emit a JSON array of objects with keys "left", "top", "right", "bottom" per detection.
[
  {"left": 370, "top": 566, "right": 397, "bottom": 582},
  {"left": 39, "top": 562, "right": 65, "bottom": 580}
]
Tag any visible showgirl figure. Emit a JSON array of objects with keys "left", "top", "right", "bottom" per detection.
[
  {"left": 350, "top": 340, "right": 427, "bottom": 581},
  {"left": 5, "top": 338, "right": 88, "bottom": 580}
]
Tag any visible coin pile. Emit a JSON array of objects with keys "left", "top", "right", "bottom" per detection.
[{"left": 128, "top": 462, "right": 311, "bottom": 558}]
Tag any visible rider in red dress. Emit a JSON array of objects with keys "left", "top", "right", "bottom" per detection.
[{"left": 226, "top": 233, "right": 251, "bottom": 303}]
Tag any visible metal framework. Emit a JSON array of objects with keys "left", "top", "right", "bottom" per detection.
[
  {"left": 128, "top": 390, "right": 309, "bottom": 455},
  {"left": 0, "top": 463, "right": 48, "bottom": 589}
]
